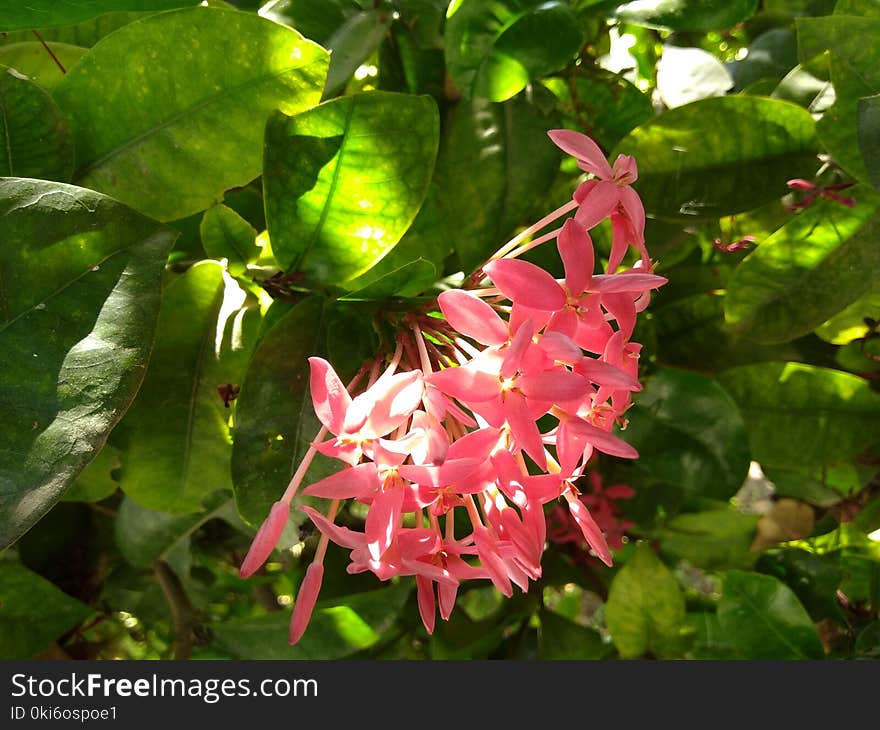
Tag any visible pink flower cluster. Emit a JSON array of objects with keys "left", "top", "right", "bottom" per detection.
[{"left": 239, "top": 130, "right": 666, "bottom": 643}]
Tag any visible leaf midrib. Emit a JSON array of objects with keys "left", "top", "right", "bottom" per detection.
[
  {"left": 72, "top": 62, "right": 315, "bottom": 182},
  {"left": 727, "top": 582, "right": 814, "bottom": 659}
]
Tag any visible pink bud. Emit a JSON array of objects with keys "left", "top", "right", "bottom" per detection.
[
  {"left": 289, "top": 563, "right": 324, "bottom": 645},
  {"left": 239, "top": 501, "right": 290, "bottom": 579}
]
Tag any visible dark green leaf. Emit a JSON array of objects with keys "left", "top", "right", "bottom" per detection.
[
  {"left": 815, "top": 285, "right": 880, "bottom": 344},
  {"left": 684, "top": 612, "right": 739, "bottom": 659},
  {"left": 115, "top": 491, "right": 233, "bottom": 567},
  {"left": 212, "top": 582, "right": 410, "bottom": 659},
  {"left": 341, "top": 258, "right": 437, "bottom": 300},
  {"left": 757, "top": 549, "right": 844, "bottom": 621},
  {"left": 53, "top": 6, "right": 330, "bottom": 221},
  {"left": 116, "top": 262, "right": 259, "bottom": 513},
  {"left": 445, "top": 0, "right": 583, "bottom": 102},
  {"left": 729, "top": 29, "right": 798, "bottom": 91},
  {"left": 263, "top": 91, "right": 439, "bottom": 285},
  {"left": 658, "top": 509, "right": 759, "bottom": 569},
  {"left": 614, "top": 95, "right": 818, "bottom": 220},
  {"left": 623, "top": 369, "right": 751, "bottom": 502},
  {"left": 200, "top": 204, "right": 259, "bottom": 277},
  {"left": 538, "top": 609, "right": 613, "bottom": 659},
  {"left": 435, "top": 92, "right": 562, "bottom": 273},
  {"left": 797, "top": 14, "right": 880, "bottom": 182},
  {"left": 605, "top": 543, "right": 687, "bottom": 658},
  {"left": 725, "top": 189, "right": 880, "bottom": 343},
  {"left": 323, "top": 10, "right": 393, "bottom": 99},
  {"left": 231, "top": 297, "right": 331, "bottom": 525},
  {"left": 0, "top": 178, "right": 176, "bottom": 549},
  {"left": 718, "top": 362, "right": 880, "bottom": 471},
  {"left": 0, "top": 42, "right": 87, "bottom": 89},
  {"left": 613, "top": 0, "right": 758, "bottom": 31},
  {"left": 718, "top": 569, "right": 824, "bottom": 659},
  {"left": 0, "top": 0, "right": 199, "bottom": 31},
  {"left": 0, "top": 11, "right": 148, "bottom": 47},
  {"left": 62, "top": 443, "right": 120, "bottom": 502},
  {"left": 859, "top": 94, "right": 880, "bottom": 190},
  {"left": 0, "top": 561, "right": 92, "bottom": 659},
  {"left": 0, "top": 66, "right": 73, "bottom": 180},
  {"left": 260, "top": 0, "right": 356, "bottom": 44}
]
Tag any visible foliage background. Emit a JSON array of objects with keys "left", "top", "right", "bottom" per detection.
[{"left": 1, "top": 0, "right": 879, "bottom": 660}]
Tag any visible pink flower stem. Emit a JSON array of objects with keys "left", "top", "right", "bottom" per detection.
[
  {"left": 411, "top": 321, "right": 433, "bottom": 374},
  {"left": 502, "top": 226, "right": 562, "bottom": 261},
  {"left": 313, "top": 499, "right": 340, "bottom": 565},
  {"left": 490, "top": 199, "right": 578, "bottom": 261}
]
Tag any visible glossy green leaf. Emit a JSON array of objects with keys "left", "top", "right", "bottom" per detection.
[
  {"left": 605, "top": 543, "right": 687, "bottom": 658},
  {"left": 341, "top": 258, "right": 437, "bottom": 300},
  {"left": 538, "top": 609, "right": 613, "bottom": 659},
  {"left": 263, "top": 91, "right": 439, "bottom": 285},
  {"left": 212, "top": 582, "right": 410, "bottom": 659},
  {"left": 729, "top": 29, "right": 798, "bottom": 91},
  {"left": 62, "top": 444, "right": 120, "bottom": 502},
  {"left": 231, "top": 297, "right": 331, "bottom": 525},
  {"left": 0, "top": 66, "right": 73, "bottom": 180},
  {"left": 725, "top": 190, "right": 880, "bottom": 343},
  {"left": 859, "top": 94, "right": 880, "bottom": 190},
  {"left": 656, "top": 46, "right": 732, "bottom": 109},
  {"left": 797, "top": 14, "right": 880, "bottom": 182},
  {"left": 0, "top": 178, "right": 176, "bottom": 549},
  {"left": 657, "top": 509, "right": 759, "bottom": 569},
  {"left": 116, "top": 262, "right": 259, "bottom": 514},
  {"left": 613, "top": 0, "right": 758, "bottom": 31},
  {"left": 200, "top": 205, "right": 259, "bottom": 277},
  {"left": 543, "top": 70, "right": 654, "bottom": 151},
  {"left": 815, "top": 285, "right": 880, "bottom": 344},
  {"left": 445, "top": 0, "right": 583, "bottom": 102},
  {"left": 53, "top": 6, "right": 330, "bottom": 221},
  {"left": 0, "top": 11, "right": 148, "bottom": 47},
  {"left": 0, "top": 42, "right": 87, "bottom": 89},
  {"left": 115, "top": 492, "right": 233, "bottom": 567},
  {"left": 260, "top": 0, "right": 355, "bottom": 44},
  {"left": 718, "top": 570, "right": 824, "bottom": 659},
  {"left": 718, "top": 362, "right": 880, "bottom": 471},
  {"left": 684, "top": 612, "right": 739, "bottom": 660},
  {"left": 623, "top": 369, "right": 751, "bottom": 502},
  {"left": 614, "top": 95, "right": 818, "bottom": 220},
  {"left": 0, "top": 0, "right": 199, "bottom": 31},
  {"left": 0, "top": 561, "right": 93, "bottom": 658},
  {"left": 435, "top": 92, "right": 562, "bottom": 273},
  {"left": 757, "top": 549, "right": 844, "bottom": 621},
  {"left": 323, "top": 9, "right": 393, "bottom": 98}
]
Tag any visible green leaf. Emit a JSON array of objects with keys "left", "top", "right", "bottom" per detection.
[
  {"left": 341, "top": 258, "right": 437, "bottom": 300},
  {"left": 114, "top": 492, "right": 233, "bottom": 567},
  {"left": 623, "top": 369, "right": 751, "bottom": 503},
  {"left": 815, "top": 284, "right": 880, "bottom": 344},
  {"left": 605, "top": 543, "right": 687, "bottom": 658},
  {"left": 0, "top": 66, "right": 74, "bottom": 180},
  {"left": 729, "top": 29, "right": 799, "bottom": 91},
  {"left": 543, "top": 69, "right": 654, "bottom": 151},
  {"left": 0, "top": 42, "right": 87, "bottom": 90},
  {"left": 684, "top": 612, "right": 739, "bottom": 659},
  {"left": 0, "top": 178, "right": 176, "bottom": 549},
  {"left": 116, "top": 262, "right": 259, "bottom": 514},
  {"left": 725, "top": 189, "right": 880, "bottom": 343},
  {"left": 260, "top": 0, "right": 356, "bottom": 44},
  {"left": 0, "top": 11, "right": 148, "bottom": 48},
  {"left": 212, "top": 582, "right": 410, "bottom": 659},
  {"left": 200, "top": 204, "right": 259, "bottom": 277},
  {"left": 53, "top": 6, "right": 330, "bottom": 221},
  {"left": 323, "top": 9, "right": 393, "bottom": 99},
  {"left": 538, "top": 609, "right": 613, "bottom": 659},
  {"left": 613, "top": 0, "right": 758, "bottom": 31},
  {"left": 718, "top": 570, "right": 824, "bottom": 659},
  {"left": 62, "top": 443, "right": 120, "bottom": 502},
  {"left": 797, "top": 14, "right": 880, "bottom": 182},
  {"left": 231, "top": 297, "right": 331, "bottom": 525},
  {"left": 436, "top": 92, "right": 562, "bottom": 273},
  {"left": 657, "top": 509, "right": 760, "bottom": 569},
  {"left": 614, "top": 95, "right": 818, "bottom": 220},
  {"left": 0, "top": 0, "right": 199, "bottom": 31},
  {"left": 757, "top": 549, "right": 844, "bottom": 621},
  {"left": 263, "top": 91, "right": 439, "bottom": 285},
  {"left": 0, "top": 561, "right": 92, "bottom": 658},
  {"left": 859, "top": 94, "right": 880, "bottom": 190},
  {"left": 656, "top": 46, "right": 733, "bottom": 109},
  {"left": 445, "top": 0, "right": 583, "bottom": 102},
  {"left": 718, "top": 362, "right": 880, "bottom": 471}
]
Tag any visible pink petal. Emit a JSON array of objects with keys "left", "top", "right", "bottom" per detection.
[
  {"left": 577, "top": 358, "right": 641, "bottom": 391},
  {"left": 416, "top": 575, "right": 436, "bottom": 635},
  {"left": 438, "top": 289, "right": 509, "bottom": 346},
  {"left": 446, "top": 426, "right": 502, "bottom": 461},
  {"left": 601, "top": 292, "right": 637, "bottom": 339},
  {"left": 500, "top": 319, "right": 535, "bottom": 379},
  {"left": 546, "top": 307, "right": 579, "bottom": 340},
  {"left": 239, "top": 501, "right": 290, "bottom": 578},
  {"left": 589, "top": 273, "right": 667, "bottom": 294},
  {"left": 608, "top": 211, "right": 631, "bottom": 274},
  {"left": 612, "top": 154, "right": 638, "bottom": 183},
  {"left": 438, "top": 580, "right": 458, "bottom": 621},
  {"left": 473, "top": 527, "right": 513, "bottom": 597},
  {"left": 518, "top": 368, "right": 589, "bottom": 403},
  {"left": 289, "top": 563, "right": 324, "bottom": 645},
  {"left": 567, "top": 418, "right": 638, "bottom": 459},
  {"left": 300, "top": 505, "right": 365, "bottom": 550},
  {"left": 539, "top": 330, "right": 582, "bottom": 365},
  {"left": 308, "top": 357, "right": 351, "bottom": 435},
  {"left": 574, "top": 180, "right": 620, "bottom": 230},
  {"left": 565, "top": 495, "right": 612, "bottom": 566},
  {"left": 362, "top": 370, "right": 424, "bottom": 438},
  {"left": 427, "top": 362, "right": 500, "bottom": 403},
  {"left": 504, "top": 389, "right": 547, "bottom": 470},
  {"left": 365, "top": 484, "right": 405, "bottom": 561},
  {"left": 558, "top": 218, "right": 594, "bottom": 296},
  {"left": 618, "top": 184, "right": 645, "bottom": 243},
  {"left": 303, "top": 462, "right": 378, "bottom": 499},
  {"left": 483, "top": 258, "right": 566, "bottom": 311},
  {"left": 547, "top": 129, "right": 613, "bottom": 179}
]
